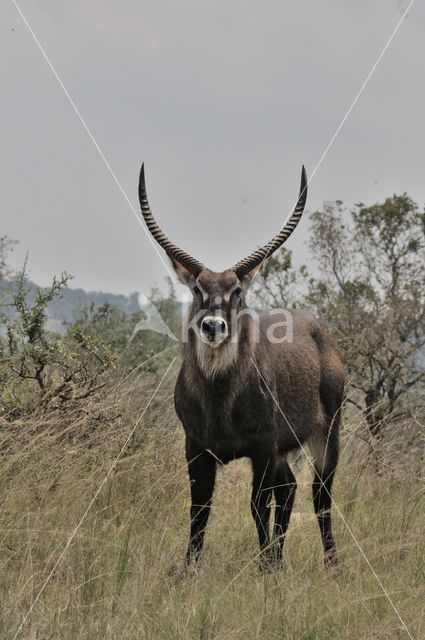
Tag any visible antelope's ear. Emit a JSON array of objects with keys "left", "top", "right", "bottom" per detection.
[
  {"left": 171, "top": 259, "right": 196, "bottom": 288},
  {"left": 240, "top": 263, "right": 263, "bottom": 292}
]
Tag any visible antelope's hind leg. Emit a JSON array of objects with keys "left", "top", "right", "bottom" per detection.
[
  {"left": 273, "top": 457, "right": 297, "bottom": 564},
  {"left": 310, "top": 425, "right": 339, "bottom": 567}
]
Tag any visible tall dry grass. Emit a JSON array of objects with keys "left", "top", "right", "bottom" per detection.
[{"left": 0, "top": 354, "right": 424, "bottom": 639}]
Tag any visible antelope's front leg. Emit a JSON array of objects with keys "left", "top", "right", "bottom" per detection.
[
  {"left": 250, "top": 454, "right": 275, "bottom": 568},
  {"left": 185, "top": 445, "right": 216, "bottom": 566}
]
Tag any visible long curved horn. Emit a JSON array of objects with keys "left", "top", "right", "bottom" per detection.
[
  {"left": 138, "top": 164, "right": 205, "bottom": 277},
  {"left": 230, "top": 166, "right": 308, "bottom": 278}
]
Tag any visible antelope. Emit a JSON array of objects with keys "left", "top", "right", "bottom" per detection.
[{"left": 138, "top": 164, "right": 344, "bottom": 570}]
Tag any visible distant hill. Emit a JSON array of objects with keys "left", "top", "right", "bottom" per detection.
[
  {"left": 46, "top": 286, "right": 140, "bottom": 323},
  {"left": 0, "top": 278, "right": 140, "bottom": 333}
]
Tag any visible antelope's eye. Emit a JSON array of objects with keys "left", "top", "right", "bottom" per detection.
[
  {"left": 192, "top": 286, "right": 205, "bottom": 304},
  {"left": 231, "top": 286, "right": 242, "bottom": 298}
]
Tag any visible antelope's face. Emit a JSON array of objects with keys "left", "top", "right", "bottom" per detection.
[{"left": 177, "top": 267, "right": 246, "bottom": 348}]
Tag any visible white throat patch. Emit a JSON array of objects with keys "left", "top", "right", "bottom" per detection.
[{"left": 196, "top": 339, "right": 238, "bottom": 378}]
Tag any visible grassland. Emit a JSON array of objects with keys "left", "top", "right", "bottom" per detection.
[{"left": 0, "top": 357, "right": 424, "bottom": 639}]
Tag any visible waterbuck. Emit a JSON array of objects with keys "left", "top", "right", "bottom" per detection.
[{"left": 138, "top": 164, "right": 344, "bottom": 569}]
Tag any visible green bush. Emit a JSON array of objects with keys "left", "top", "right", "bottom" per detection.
[{"left": 0, "top": 263, "right": 116, "bottom": 419}]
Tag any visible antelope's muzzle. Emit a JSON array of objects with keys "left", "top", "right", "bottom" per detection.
[{"left": 200, "top": 316, "right": 228, "bottom": 345}]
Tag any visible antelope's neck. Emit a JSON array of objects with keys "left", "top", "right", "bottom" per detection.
[{"left": 183, "top": 316, "right": 254, "bottom": 382}]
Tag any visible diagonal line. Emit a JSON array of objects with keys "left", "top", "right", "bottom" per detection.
[
  {"left": 258, "top": 0, "right": 414, "bottom": 269},
  {"left": 11, "top": 0, "right": 176, "bottom": 282},
  {"left": 249, "top": 356, "right": 415, "bottom": 640},
  {"left": 12, "top": 358, "right": 176, "bottom": 639}
]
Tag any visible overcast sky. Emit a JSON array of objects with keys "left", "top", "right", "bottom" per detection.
[{"left": 1, "top": 1, "right": 424, "bottom": 298}]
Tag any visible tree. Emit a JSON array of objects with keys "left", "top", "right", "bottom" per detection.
[
  {"left": 249, "top": 247, "right": 306, "bottom": 309},
  {"left": 1, "top": 262, "right": 115, "bottom": 418},
  {"left": 306, "top": 195, "right": 425, "bottom": 435}
]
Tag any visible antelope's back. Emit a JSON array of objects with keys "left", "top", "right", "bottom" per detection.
[{"left": 257, "top": 310, "right": 344, "bottom": 441}]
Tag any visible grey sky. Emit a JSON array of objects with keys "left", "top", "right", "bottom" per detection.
[{"left": 1, "top": 1, "right": 424, "bottom": 298}]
